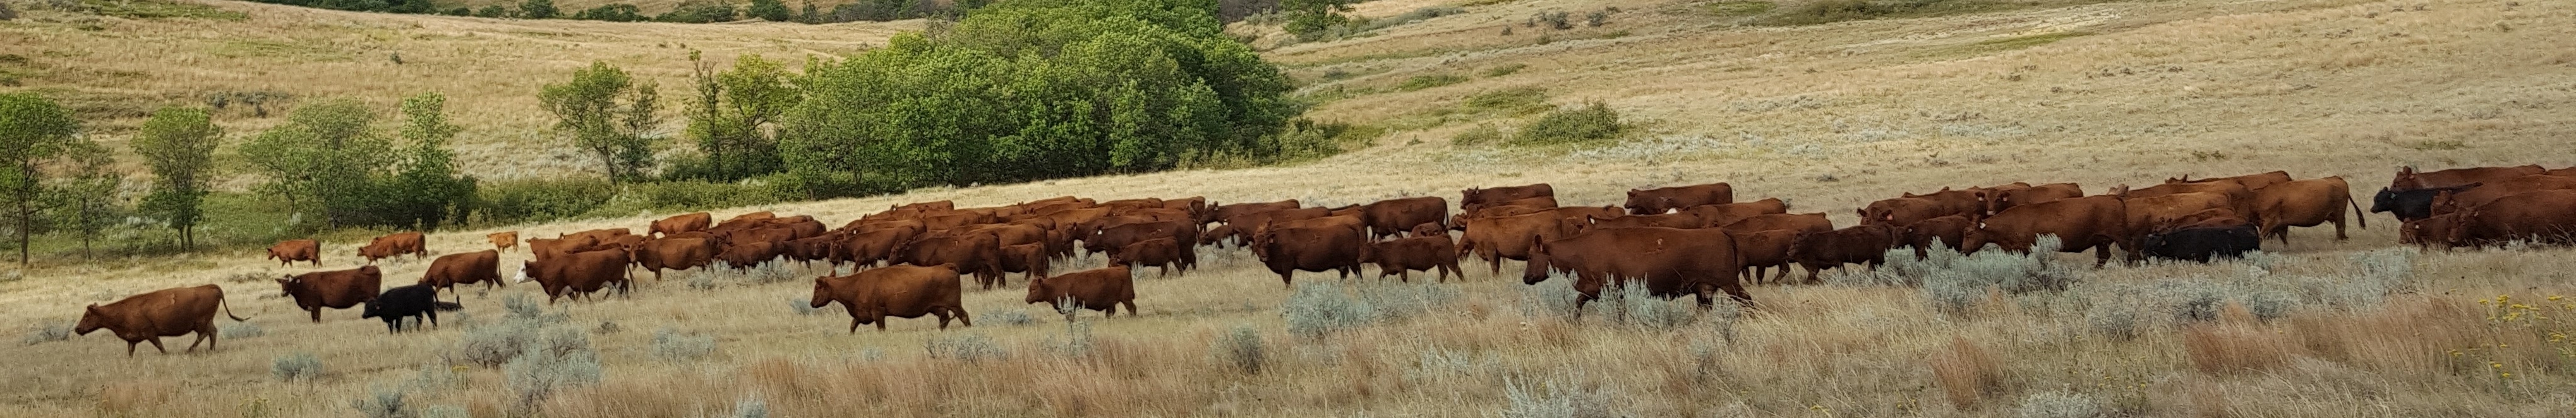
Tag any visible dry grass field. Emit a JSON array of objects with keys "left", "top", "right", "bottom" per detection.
[{"left": 6, "top": 0, "right": 2576, "bottom": 416}]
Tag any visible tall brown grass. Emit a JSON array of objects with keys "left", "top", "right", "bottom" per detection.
[{"left": 1930, "top": 335, "right": 2004, "bottom": 409}]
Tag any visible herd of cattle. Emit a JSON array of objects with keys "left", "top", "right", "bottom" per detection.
[{"left": 63, "top": 164, "right": 2576, "bottom": 355}]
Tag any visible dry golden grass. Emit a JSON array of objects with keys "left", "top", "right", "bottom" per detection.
[
  {"left": 2182, "top": 321, "right": 2301, "bottom": 375},
  {"left": 4, "top": 0, "right": 2576, "bottom": 416},
  {"left": 1930, "top": 335, "right": 2002, "bottom": 409}
]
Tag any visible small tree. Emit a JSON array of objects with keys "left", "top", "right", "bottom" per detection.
[
  {"left": 49, "top": 141, "right": 120, "bottom": 259},
  {"left": 797, "top": 0, "right": 818, "bottom": 23},
  {"left": 519, "top": 0, "right": 558, "bottom": 19},
  {"left": 0, "top": 92, "right": 81, "bottom": 266},
  {"left": 135, "top": 107, "right": 222, "bottom": 251},
  {"left": 390, "top": 93, "right": 478, "bottom": 231},
  {"left": 680, "top": 52, "right": 797, "bottom": 182},
  {"left": 539, "top": 62, "right": 663, "bottom": 182},
  {"left": 747, "top": 0, "right": 791, "bottom": 21}
]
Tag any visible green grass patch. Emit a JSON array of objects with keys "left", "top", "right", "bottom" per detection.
[
  {"left": 1706, "top": 1, "right": 1778, "bottom": 16},
  {"left": 1382, "top": 87, "right": 1556, "bottom": 131},
  {"left": 1750, "top": 0, "right": 2094, "bottom": 27},
  {"left": 1481, "top": 63, "right": 1527, "bottom": 78},
  {"left": 1510, "top": 101, "right": 1623, "bottom": 145},
  {"left": 212, "top": 39, "right": 353, "bottom": 61},
  {"left": 1464, "top": 87, "right": 1554, "bottom": 116},
  {"left": 1451, "top": 124, "right": 1505, "bottom": 147},
  {"left": 77, "top": 0, "right": 249, "bottom": 20},
  {"left": 1924, "top": 31, "right": 2092, "bottom": 57},
  {"left": 1396, "top": 74, "right": 1469, "bottom": 91}
]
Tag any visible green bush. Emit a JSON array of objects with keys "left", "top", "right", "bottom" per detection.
[
  {"left": 475, "top": 5, "right": 509, "bottom": 17},
  {"left": 657, "top": 0, "right": 737, "bottom": 22},
  {"left": 1481, "top": 63, "right": 1527, "bottom": 77},
  {"left": 782, "top": 0, "right": 1299, "bottom": 198},
  {"left": 571, "top": 3, "right": 644, "bottom": 21},
  {"left": 519, "top": 0, "right": 558, "bottom": 18},
  {"left": 474, "top": 178, "right": 616, "bottom": 225},
  {"left": 1511, "top": 101, "right": 1622, "bottom": 145},
  {"left": 1396, "top": 74, "right": 1468, "bottom": 91},
  {"left": 745, "top": 0, "right": 790, "bottom": 21}
]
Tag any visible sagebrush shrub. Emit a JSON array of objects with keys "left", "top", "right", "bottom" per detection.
[
  {"left": 220, "top": 321, "right": 264, "bottom": 339},
  {"left": 652, "top": 328, "right": 717, "bottom": 361},
  {"left": 349, "top": 384, "right": 411, "bottom": 418},
  {"left": 20, "top": 322, "right": 69, "bottom": 345},
  {"left": 1213, "top": 325, "right": 1266, "bottom": 375},
  {"left": 504, "top": 328, "right": 601, "bottom": 414},
  {"left": 925, "top": 333, "right": 1008, "bottom": 362},
  {"left": 2015, "top": 390, "right": 2103, "bottom": 418},
  {"left": 272, "top": 352, "right": 323, "bottom": 382}
]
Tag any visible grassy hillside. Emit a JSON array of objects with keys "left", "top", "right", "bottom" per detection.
[
  {"left": 0, "top": 0, "right": 913, "bottom": 179},
  {"left": 5, "top": 0, "right": 2576, "bottom": 416}
]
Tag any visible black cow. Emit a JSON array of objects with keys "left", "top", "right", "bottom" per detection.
[
  {"left": 2369, "top": 184, "right": 2479, "bottom": 222},
  {"left": 359, "top": 284, "right": 460, "bottom": 333},
  {"left": 2139, "top": 224, "right": 2260, "bottom": 263}
]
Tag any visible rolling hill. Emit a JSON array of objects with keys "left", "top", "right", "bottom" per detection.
[{"left": 3, "top": 0, "right": 2573, "bottom": 416}]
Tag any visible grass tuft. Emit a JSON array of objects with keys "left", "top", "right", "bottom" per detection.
[
  {"left": 21, "top": 322, "right": 70, "bottom": 345},
  {"left": 1212, "top": 325, "right": 1267, "bottom": 375},
  {"left": 1930, "top": 336, "right": 2003, "bottom": 409}
]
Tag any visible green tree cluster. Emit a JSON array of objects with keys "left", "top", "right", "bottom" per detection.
[
  {"left": 778, "top": 0, "right": 1299, "bottom": 198},
  {"left": 239, "top": 95, "right": 476, "bottom": 231}
]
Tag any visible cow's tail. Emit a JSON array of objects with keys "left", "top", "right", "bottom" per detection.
[
  {"left": 2348, "top": 196, "right": 2368, "bottom": 229},
  {"left": 218, "top": 290, "right": 251, "bottom": 321},
  {"left": 433, "top": 302, "right": 464, "bottom": 312}
]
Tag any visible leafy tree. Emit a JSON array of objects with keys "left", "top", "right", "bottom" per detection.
[
  {"left": 779, "top": 0, "right": 1297, "bottom": 198},
  {"left": 676, "top": 52, "right": 797, "bottom": 182},
  {"left": 476, "top": 4, "right": 510, "bottom": 17},
  {"left": 539, "top": 62, "right": 663, "bottom": 182},
  {"left": 134, "top": 107, "right": 222, "bottom": 251},
  {"left": 49, "top": 141, "right": 119, "bottom": 259},
  {"left": 239, "top": 98, "right": 395, "bottom": 228},
  {"left": 747, "top": 0, "right": 790, "bottom": 21},
  {"left": 519, "top": 0, "right": 557, "bottom": 19},
  {"left": 387, "top": 93, "right": 477, "bottom": 231},
  {"left": 0, "top": 93, "right": 84, "bottom": 266},
  {"left": 1279, "top": 0, "right": 1357, "bottom": 35},
  {"left": 797, "top": 0, "right": 818, "bottom": 23}
]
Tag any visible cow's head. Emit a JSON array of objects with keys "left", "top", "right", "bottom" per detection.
[
  {"left": 514, "top": 261, "right": 536, "bottom": 284},
  {"left": 810, "top": 276, "right": 838, "bottom": 309},
  {"left": 359, "top": 299, "right": 383, "bottom": 319},
  {"left": 275, "top": 277, "right": 301, "bottom": 294},
  {"left": 1520, "top": 238, "right": 1554, "bottom": 285},
  {"left": 74, "top": 304, "right": 106, "bottom": 335},
  {"left": 1023, "top": 277, "right": 1054, "bottom": 305}
]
